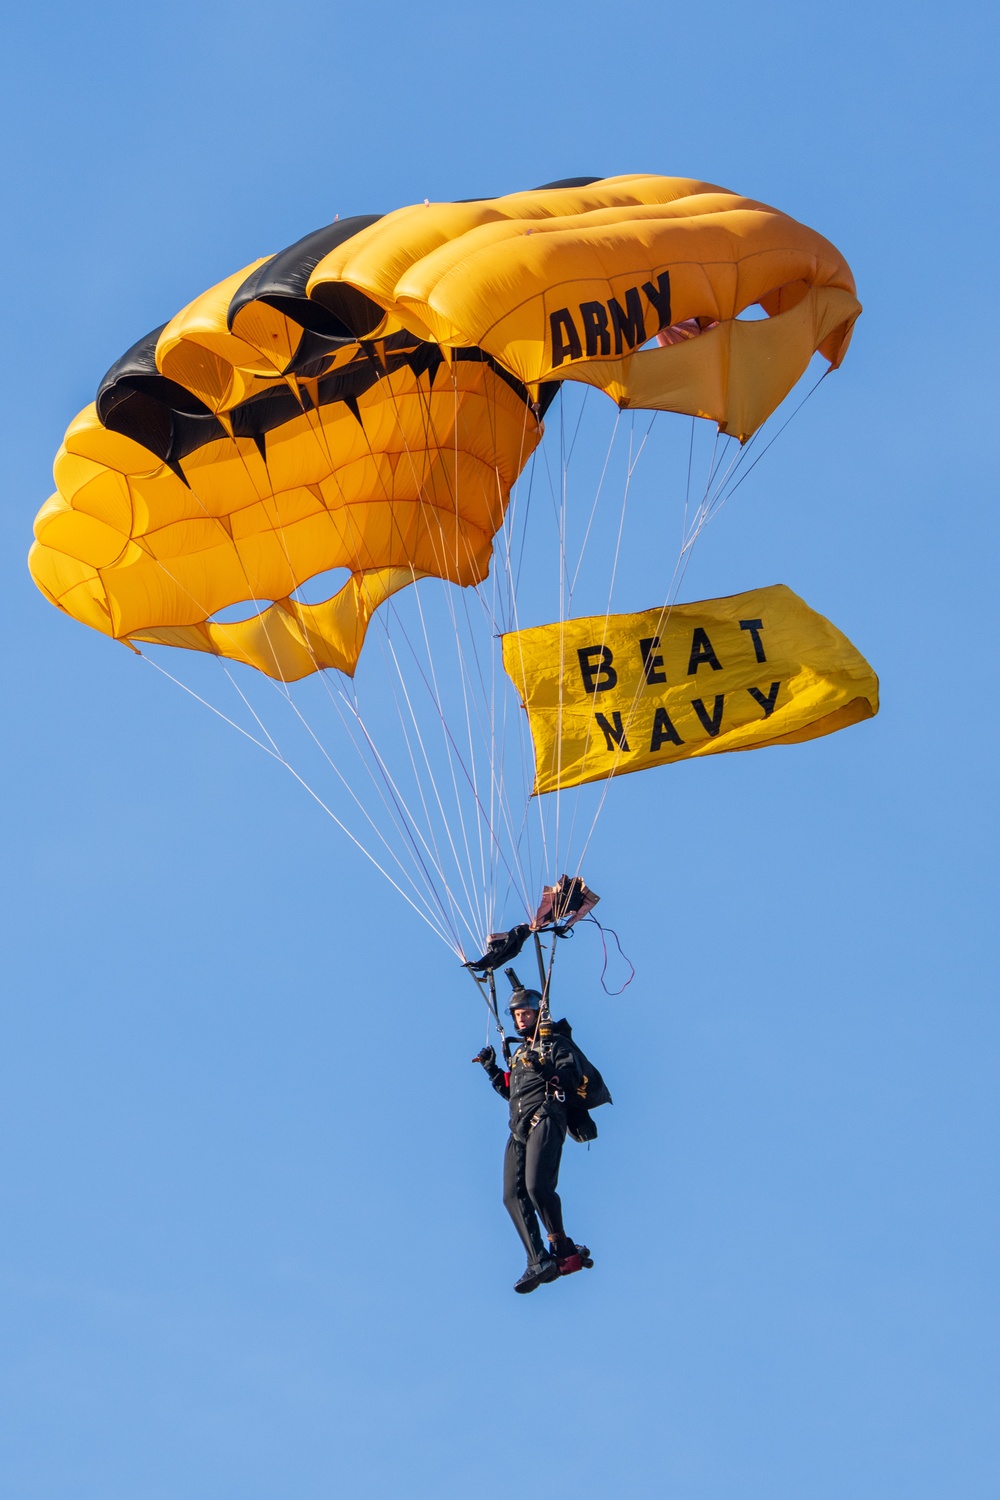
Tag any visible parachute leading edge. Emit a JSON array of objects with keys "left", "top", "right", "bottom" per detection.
[{"left": 502, "top": 585, "right": 879, "bottom": 795}]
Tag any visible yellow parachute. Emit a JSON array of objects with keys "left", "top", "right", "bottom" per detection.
[
  {"left": 30, "top": 175, "right": 859, "bottom": 681},
  {"left": 27, "top": 174, "right": 867, "bottom": 955}
]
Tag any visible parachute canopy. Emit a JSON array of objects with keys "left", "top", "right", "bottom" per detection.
[{"left": 29, "top": 175, "right": 860, "bottom": 682}]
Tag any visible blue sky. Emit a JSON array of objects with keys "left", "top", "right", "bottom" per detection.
[{"left": 1, "top": 2, "right": 997, "bottom": 1496}]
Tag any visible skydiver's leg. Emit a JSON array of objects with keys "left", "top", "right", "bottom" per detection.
[
  {"left": 523, "top": 1114, "right": 571, "bottom": 1250},
  {"left": 503, "top": 1134, "right": 545, "bottom": 1261}
]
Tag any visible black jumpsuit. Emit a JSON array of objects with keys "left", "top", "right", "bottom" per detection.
[{"left": 484, "top": 1021, "right": 583, "bottom": 1262}]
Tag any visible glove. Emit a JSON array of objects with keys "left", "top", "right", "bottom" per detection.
[
  {"left": 473, "top": 1045, "right": 497, "bottom": 1070},
  {"left": 523, "top": 1051, "right": 557, "bottom": 1081}
]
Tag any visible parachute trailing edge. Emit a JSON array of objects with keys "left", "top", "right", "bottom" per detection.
[{"left": 130, "top": 566, "right": 424, "bottom": 681}]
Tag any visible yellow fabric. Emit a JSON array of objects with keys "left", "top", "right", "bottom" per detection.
[
  {"left": 157, "top": 259, "right": 284, "bottom": 412},
  {"left": 502, "top": 585, "right": 878, "bottom": 794},
  {"left": 555, "top": 285, "right": 859, "bottom": 439},
  {"left": 29, "top": 174, "right": 861, "bottom": 678},
  {"left": 30, "top": 355, "right": 540, "bottom": 675},
  {"left": 130, "top": 567, "right": 420, "bottom": 681},
  {"left": 309, "top": 175, "right": 860, "bottom": 440}
]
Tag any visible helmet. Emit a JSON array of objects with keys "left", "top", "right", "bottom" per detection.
[{"left": 507, "top": 988, "right": 543, "bottom": 1028}]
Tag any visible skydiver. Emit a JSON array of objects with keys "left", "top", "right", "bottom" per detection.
[{"left": 474, "top": 982, "right": 594, "bottom": 1294}]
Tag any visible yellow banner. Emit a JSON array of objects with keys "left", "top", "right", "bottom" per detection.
[{"left": 502, "top": 585, "right": 878, "bottom": 795}]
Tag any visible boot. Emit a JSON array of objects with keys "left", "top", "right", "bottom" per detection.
[
  {"left": 556, "top": 1242, "right": 593, "bottom": 1275},
  {"left": 513, "top": 1254, "right": 559, "bottom": 1294}
]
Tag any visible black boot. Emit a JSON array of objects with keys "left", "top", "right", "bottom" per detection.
[{"left": 513, "top": 1254, "right": 559, "bottom": 1294}]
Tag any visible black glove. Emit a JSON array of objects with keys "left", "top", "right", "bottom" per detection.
[
  {"left": 473, "top": 1045, "right": 497, "bottom": 1070},
  {"left": 522, "top": 1050, "right": 557, "bottom": 1082}
]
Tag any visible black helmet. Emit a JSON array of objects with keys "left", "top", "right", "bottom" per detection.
[{"left": 507, "top": 987, "right": 543, "bottom": 1026}]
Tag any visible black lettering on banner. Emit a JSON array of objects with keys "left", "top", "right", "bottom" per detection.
[
  {"left": 550, "top": 308, "right": 582, "bottom": 367},
  {"left": 577, "top": 644, "right": 618, "bottom": 694},
  {"left": 649, "top": 706, "right": 684, "bottom": 750},
  {"left": 579, "top": 301, "right": 611, "bottom": 357},
  {"left": 739, "top": 618, "right": 767, "bottom": 662},
  {"left": 638, "top": 635, "right": 667, "bottom": 685},
  {"left": 595, "top": 711, "right": 630, "bottom": 752},
  {"left": 748, "top": 681, "right": 781, "bottom": 717},
  {"left": 687, "top": 627, "right": 723, "bottom": 674},
  {"left": 691, "top": 695, "right": 725, "bottom": 736},
  {"left": 641, "top": 271, "right": 672, "bottom": 330},
  {"left": 608, "top": 286, "right": 646, "bottom": 354}
]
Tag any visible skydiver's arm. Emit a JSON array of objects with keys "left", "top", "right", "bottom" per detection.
[
  {"left": 543, "top": 1035, "right": 584, "bottom": 1094},
  {"left": 473, "top": 1046, "right": 510, "bottom": 1099},
  {"left": 490, "top": 1068, "right": 511, "bottom": 1100}
]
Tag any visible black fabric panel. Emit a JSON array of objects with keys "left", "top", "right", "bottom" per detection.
[
  {"left": 95, "top": 323, "right": 542, "bottom": 466},
  {"left": 97, "top": 326, "right": 213, "bottom": 418},
  {"left": 99, "top": 370, "right": 213, "bottom": 420},
  {"left": 227, "top": 214, "right": 384, "bottom": 337},
  {"left": 97, "top": 386, "right": 176, "bottom": 462},
  {"left": 170, "top": 411, "right": 230, "bottom": 462},
  {"left": 285, "top": 327, "right": 437, "bottom": 386},
  {"left": 304, "top": 278, "right": 390, "bottom": 339},
  {"left": 229, "top": 384, "right": 307, "bottom": 440},
  {"left": 536, "top": 380, "right": 561, "bottom": 418},
  {"left": 96, "top": 324, "right": 166, "bottom": 395},
  {"left": 531, "top": 176, "right": 604, "bottom": 190},
  {"left": 98, "top": 390, "right": 225, "bottom": 465},
  {"left": 245, "top": 294, "right": 355, "bottom": 340},
  {"left": 282, "top": 327, "right": 354, "bottom": 380},
  {"left": 96, "top": 325, "right": 225, "bottom": 462},
  {"left": 454, "top": 176, "right": 604, "bottom": 204},
  {"left": 224, "top": 338, "right": 539, "bottom": 450},
  {"left": 451, "top": 346, "right": 533, "bottom": 409}
]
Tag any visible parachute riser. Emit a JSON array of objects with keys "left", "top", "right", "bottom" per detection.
[
  {"left": 466, "top": 964, "right": 511, "bottom": 1065},
  {"left": 531, "top": 929, "right": 559, "bottom": 1056},
  {"left": 490, "top": 970, "right": 512, "bottom": 1066}
]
